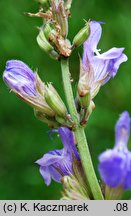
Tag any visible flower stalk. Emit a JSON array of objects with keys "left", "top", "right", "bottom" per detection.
[{"left": 61, "top": 58, "right": 104, "bottom": 200}]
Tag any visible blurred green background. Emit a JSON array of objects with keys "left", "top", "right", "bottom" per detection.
[{"left": 0, "top": 0, "right": 131, "bottom": 199}]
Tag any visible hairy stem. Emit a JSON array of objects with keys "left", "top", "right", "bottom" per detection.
[{"left": 61, "top": 58, "right": 104, "bottom": 200}]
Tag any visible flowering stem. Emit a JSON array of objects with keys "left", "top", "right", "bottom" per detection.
[{"left": 61, "top": 58, "right": 104, "bottom": 200}]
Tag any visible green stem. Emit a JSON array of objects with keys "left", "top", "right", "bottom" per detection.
[{"left": 61, "top": 58, "right": 104, "bottom": 200}]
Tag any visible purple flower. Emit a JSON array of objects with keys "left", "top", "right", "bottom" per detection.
[
  {"left": 36, "top": 127, "right": 80, "bottom": 185},
  {"left": 98, "top": 111, "right": 131, "bottom": 189},
  {"left": 3, "top": 60, "right": 55, "bottom": 117},
  {"left": 79, "top": 21, "right": 128, "bottom": 99},
  {"left": 3, "top": 60, "right": 36, "bottom": 96}
]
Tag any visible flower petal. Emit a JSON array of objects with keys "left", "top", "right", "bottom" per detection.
[
  {"left": 48, "top": 166, "right": 62, "bottom": 183},
  {"left": 92, "top": 48, "right": 127, "bottom": 84},
  {"left": 82, "top": 21, "right": 128, "bottom": 94},
  {"left": 124, "top": 170, "right": 131, "bottom": 190},
  {"left": 98, "top": 150, "right": 127, "bottom": 187},
  {"left": 5, "top": 60, "right": 35, "bottom": 81},
  {"left": 110, "top": 53, "right": 128, "bottom": 77},
  {"left": 124, "top": 156, "right": 131, "bottom": 189},
  {"left": 96, "top": 48, "right": 125, "bottom": 59},
  {"left": 91, "top": 57, "right": 108, "bottom": 81},
  {"left": 95, "top": 48, "right": 128, "bottom": 83},
  {"left": 39, "top": 166, "right": 51, "bottom": 186},
  {"left": 37, "top": 149, "right": 72, "bottom": 185},
  {"left": 36, "top": 150, "right": 63, "bottom": 166},
  {"left": 115, "top": 111, "right": 130, "bottom": 148},
  {"left": 36, "top": 127, "right": 80, "bottom": 185},
  {"left": 83, "top": 21, "right": 102, "bottom": 58},
  {"left": 58, "top": 127, "right": 80, "bottom": 160},
  {"left": 39, "top": 164, "right": 62, "bottom": 185},
  {"left": 3, "top": 60, "right": 36, "bottom": 96}
]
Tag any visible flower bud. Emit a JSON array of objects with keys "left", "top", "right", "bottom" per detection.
[
  {"left": 44, "top": 84, "right": 68, "bottom": 118},
  {"left": 37, "top": 29, "right": 59, "bottom": 60},
  {"left": 3, "top": 60, "right": 55, "bottom": 118},
  {"left": 73, "top": 22, "right": 90, "bottom": 48},
  {"left": 43, "top": 23, "right": 52, "bottom": 40},
  {"left": 46, "top": 83, "right": 61, "bottom": 100}
]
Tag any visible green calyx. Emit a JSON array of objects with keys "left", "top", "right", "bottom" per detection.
[
  {"left": 37, "top": 29, "right": 59, "bottom": 60},
  {"left": 72, "top": 21, "right": 90, "bottom": 48},
  {"left": 44, "top": 84, "right": 68, "bottom": 118}
]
